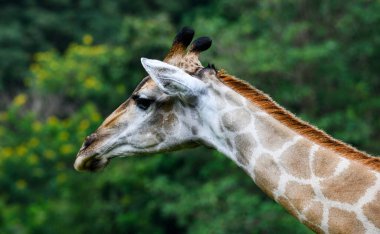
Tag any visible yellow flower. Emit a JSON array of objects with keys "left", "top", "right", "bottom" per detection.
[
  {"left": 84, "top": 76, "right": 100, "bottom": 90},
  {"left": 79, "top": 119, "right": 90, "bottom": 131},
  {"left": 91, "top": 112, "right": 101, "bottom": 122},
  {"left": 35, "top": 51, "right": 50, "bottom": 61},
  {"left": 16, "top": 179, "right": 27, "bottom": 190},
  {"left": 13, "top": 94, "right": 27, "bottom": 106},
  {"left": 47, "top": 116, "right": 59, "bottom": 125},
  {"left": 83, "top": 34, "right": 93, "bottom": 45},
  {"left": 58, "top": 132, "right": 69, "bottom": 141},
  {"left": 16, "top": 146, "right": 27, "bottom": 156},
  {"left": 44, "top": 150, "right": 55, "bottom": 160},
  {"left": 28, "top": 155, "right": 39, "bottom": 165},
  {"left": 32, "top": 121, "right": 42, "bottom": 132},
  {"left": 60, "top": 144, "right": 74, "bottom": 155},
  {"left": 2, "top": 147, "right": 13, "bottom": 158},
  {"left": 91, "top": 45, "right": 106, "bottom": 55},
  {"left": 28, "top": 137, "right": 40, "bottom": 148}
]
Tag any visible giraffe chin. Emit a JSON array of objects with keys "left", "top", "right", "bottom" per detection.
[{"left": 74, "top": 154, "right": 109, "bottom": 172}]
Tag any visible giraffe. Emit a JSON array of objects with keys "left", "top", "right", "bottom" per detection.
[{"left": 74, "top": 27, "right": 380, "bottom": 234}]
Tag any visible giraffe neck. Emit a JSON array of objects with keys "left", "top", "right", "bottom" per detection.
[{"left": 201, "top": 86, "right": 380, "bottom": 234}]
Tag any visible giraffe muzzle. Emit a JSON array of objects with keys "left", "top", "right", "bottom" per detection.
[
  {"left": 74, "top": 152, "right": 109, "bottom": 172},
  {"left": 74, "top": 133, "right": 110, "bottom": 172}
]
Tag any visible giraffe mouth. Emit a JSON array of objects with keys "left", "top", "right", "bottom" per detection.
[{"left": 74, "top": 153, "right": 110, "bottom": 172}]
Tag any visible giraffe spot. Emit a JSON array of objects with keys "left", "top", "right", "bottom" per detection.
[
  {"left": 320, "top": 163, "right": 376, "bottom": 204},
  {"left": 161, "top": 102, "right": 173, "bottom": 113},
  {"left": 253, "top": 153, "right": 280, "bottom": 198},
  {"left": 312, "top": 148, "right": 340, "bottom": 178},
  {"left": 234, "top": 133, "right": 256, "bottom": 165},
  {"left": 277, "top": 196, "right": 299, "bottom": 218},
  {"left": 255, "top": 115, "right": 294, "bottom": 150},
  {"left": 281, "top": 139, "right": 312, "bottom": 179},
  {"left": 225, "top": 91, "right": 244, "bottom": 106},
  {"left": 151, "top": 113, "right": 164, "bottom": 126},
  {"left": 363, "top": 191, "right": 380, "bottom": 229},
  {"left": 163, "top": 113, "right": 178, "bottom": 133},
  {"left": 302, "top": 220, "right": 324, "bottom": 234},
  {"left": 284, "top": 181, "right": 316, "bottom": 212},
  {"left": 328, "top": 207, "right": 365, "bottom": 234},
  {"left": 278, "top": 195, "right": 324, "bottom": 234},
  {"left": 303, "top": 201, "right": 323, "bottom": 227},
  {"left": 222, "top": 108, "right": 251, "bottom": 132}
]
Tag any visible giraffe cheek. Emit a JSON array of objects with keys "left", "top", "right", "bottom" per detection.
[
  {"left": 163, "top": 113, "right": 179, "bottom": 134},
  {"left": 129, "top": 132, "right": 164, "bottom": 148}
]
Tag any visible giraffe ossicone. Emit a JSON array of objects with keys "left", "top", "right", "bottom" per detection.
[{"left": 74, "top": 27, "right": 380, "bottom": 234}]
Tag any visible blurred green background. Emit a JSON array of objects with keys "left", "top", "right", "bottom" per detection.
[{"left": 1, "top": 0, "right": 380, "bottom": 233}]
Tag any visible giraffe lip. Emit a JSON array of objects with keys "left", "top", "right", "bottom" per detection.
[{"left": 74, "top": 153, "right": 109, "bottom": 172}]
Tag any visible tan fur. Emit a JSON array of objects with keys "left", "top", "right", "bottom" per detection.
[
  {"left": 363, "top": 192, "right": 380, "bottom": 227},
  {"left": 217, "top": 70, "right": 380, "bottom": 172},
  {"left": 253, "top": 153, "right": 280, "bottom": 197},
  {"left": 164, "top": 113, "right": 178, "bottom": 133},
  {"left": 313, "top": 148, "right": 340, "bottom": 178},
  {"left": 221, "top": 108, "right": 251, "bottom": 132},
  {"left": 304, "top": 201, "right": 323, "bottom": 227},
  {"left": 164, "top": 42, "right": 187, "bottom": 63},
  {"left": 284, "top": 182, "right": 316, "bottom": 211},
  {"left": 281, "top": 139, "right": 313, "bottom": 179},
  {"left": 164, "top": 42, "right": 202, "bottom": 74},
  {"left": 328, "top": 208, "right": 365, "bottom": 234},
  {"left": 234, "top": 133, "right": 256, "bottom": 165},
  {"left": 303, "top": 220, "right": 324, "bottom": 234},
  {"left": 320, "top": 163, "right": 376, "bottom": 204},
  {"left": 255, "top": 114, "right": 295, "bottom": 150}
]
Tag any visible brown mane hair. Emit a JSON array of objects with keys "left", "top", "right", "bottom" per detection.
[{"left": 217, "top": 70, "right": 380, "bottom": 172}]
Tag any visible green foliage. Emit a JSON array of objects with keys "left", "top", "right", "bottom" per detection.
[
  {"left": 1, "top": 0, "right": 380, "bottom": 233},
  {"left": 28, "top": 43, "right": 129, "bottom": 116}
]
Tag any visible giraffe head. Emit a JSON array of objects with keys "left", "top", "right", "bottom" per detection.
[{"left": 74, "top": 27, "right": 225, "bottom": 172}]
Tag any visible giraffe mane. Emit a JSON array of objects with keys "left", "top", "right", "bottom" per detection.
[{"left": 217, "top": 70, "right": 380, "bottom": 172}]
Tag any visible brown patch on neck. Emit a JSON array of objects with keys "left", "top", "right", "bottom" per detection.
[{"left": 217, "top": 70, "right": 380, "bottom": 172}]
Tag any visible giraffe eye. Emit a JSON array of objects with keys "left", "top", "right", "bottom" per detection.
[{"left": 133, "top": 95, "right": 154, "bottom": 110}]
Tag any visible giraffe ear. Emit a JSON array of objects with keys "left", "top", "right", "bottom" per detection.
[{"left": 141, "top": 58, "right": 206, "bottom": 99}]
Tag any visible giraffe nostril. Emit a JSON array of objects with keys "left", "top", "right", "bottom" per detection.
[{"left": 82, "top": 133, "right": 97, "bottom": 150}]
